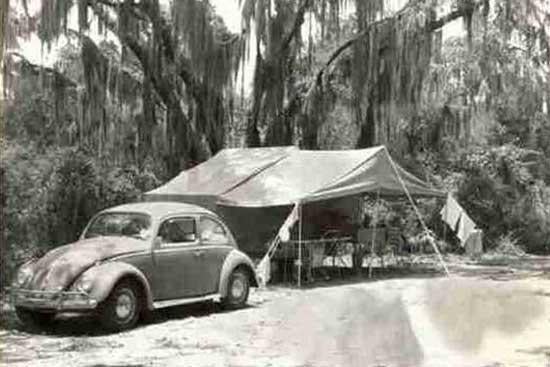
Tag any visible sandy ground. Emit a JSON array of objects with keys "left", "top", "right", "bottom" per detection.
[{"left": 1, "top": 265, "right": 550, "bottom": 367}]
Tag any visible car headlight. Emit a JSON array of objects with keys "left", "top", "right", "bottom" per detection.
[
  {"left": 15, "top": 264, "right": 34, "bottom": 286},
  {"left": 74, "top": 274, "right": 94, "bottom": 293}
]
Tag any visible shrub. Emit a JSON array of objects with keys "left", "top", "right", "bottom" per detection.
[
  {"left": 452, "top": 145, "right": 550, "bottom": 254},
  {"left": 0, "top": 141, "right": 160, "bottom": 288}
]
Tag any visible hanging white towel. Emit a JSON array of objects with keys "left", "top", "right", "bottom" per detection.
[
  {"left": 439, "top": 194, "right": 462, "bottom": 231},
  {"left": 278, "top": 203, "right": 299, "bottom": 242},
  {"left": 256, "top": 203, "right": 300, "bottom": 287},
  {"left": 256, "top": 255, "right": 271, "bottom": 288},
  {"left": 457, "top": 212, "right": 476, "bottom": 246}
]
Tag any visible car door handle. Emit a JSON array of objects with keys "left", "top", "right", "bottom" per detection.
[{"left": 193, "top": 250, "right": 204, "bottom": 257}]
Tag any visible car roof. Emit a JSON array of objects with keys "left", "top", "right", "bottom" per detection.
[{"left": 102, "top": 201, "right": 217, "bottom": 220}]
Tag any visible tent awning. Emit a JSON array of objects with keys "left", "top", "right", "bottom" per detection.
[{"left": 144, "top": 146, "right": 445, "bottom": 207}]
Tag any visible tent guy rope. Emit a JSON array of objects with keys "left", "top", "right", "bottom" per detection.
[{"left": 385, "top": 148, "right": 451, "bottom": 276}]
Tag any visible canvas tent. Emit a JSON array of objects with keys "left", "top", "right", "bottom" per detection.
[
  {"left": 145, "top": 145, "right": 444, "bottom": 207},
  {"left": 144, "top": 146, "right": 449, "bottom": 280}
]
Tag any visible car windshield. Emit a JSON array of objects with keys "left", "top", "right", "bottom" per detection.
[{"left": 83, "top": 212, "right": 152, "bottom": 240}]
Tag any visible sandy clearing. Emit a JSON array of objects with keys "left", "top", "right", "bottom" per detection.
[{"left": 1, "top": 276, "right": 550, "bottom": 367}]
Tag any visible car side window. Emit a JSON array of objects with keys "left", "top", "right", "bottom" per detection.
[
  {"left": 199, "top": 217, "right": 228, "bottom": 245},
  {"left": 157, "top": 217, "right": 197, "bottom": 247}
]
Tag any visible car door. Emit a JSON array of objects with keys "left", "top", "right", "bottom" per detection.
[
  {"left": 198, "top": 216, "right": 234, "bottom": 294},
  {"left": 152, "top": 216, "right": 205, "bottom": 300}
]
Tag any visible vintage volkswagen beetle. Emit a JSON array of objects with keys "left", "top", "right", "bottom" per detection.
[{"left": 10, "top": 202, "right": 258, "bottom": 331}]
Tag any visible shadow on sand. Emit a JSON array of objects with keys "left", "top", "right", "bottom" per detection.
[{"left": 0, "top": 301, "right": 256, "bottom": 337}]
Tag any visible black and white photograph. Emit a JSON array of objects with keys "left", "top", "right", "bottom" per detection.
[{"left": 1, "top": 0, "right": 549, "bottom": 366}]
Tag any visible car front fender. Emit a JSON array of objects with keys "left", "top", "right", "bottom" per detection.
[
  {"left": 218, "top": 249, "right": 259, "bottom": 298},
  {"left": 73, "top": 262, "right": 154, "bottom": 310}
]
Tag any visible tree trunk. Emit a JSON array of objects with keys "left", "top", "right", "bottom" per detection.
[
  {"left": 0, "top": 165, "right": 6, "bottom": 290},
  {"left": 195, "top": 88, "right": 225, "bottom": 156},
  {"left": 246, "top": 52, "right": 264, "bottom": 147},
  {"left": 138, "top": 77, "right": 156, "bottom": 169},
  {"left": 300, "top": 114, "right": 319, "bottom": 149},
  {"left": 357, "top": 103, "right": 376, "bottom": 148}
]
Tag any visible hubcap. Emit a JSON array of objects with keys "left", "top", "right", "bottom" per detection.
[
  {"left": 231, "top": 278, "right": 245, "bottom": 300},
  {"left": 115, "top": 290, "right": 135, "bottom": 320}
]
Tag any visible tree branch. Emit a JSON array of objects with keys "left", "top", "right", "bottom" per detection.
[
  {"left": 311, "top": 0, "right": 483, "bottom": 88},
  {"left": 88, "top": 0, "right": 176, "bottom": 107},
  {"left": 428, "top": 6, "right": 475, "bottom": 30},
  {"left": 313, "top": 0, "right": 418, "bottom": 86},
  {"left": 93, "top": 0, "right": 149, "bottom": 21},
  {"left": 5, "top": 52, "right": 78, "bottom": 88},
  {"left": 151, "top": 9, "right": 201, "bottom": 97},
  {"left": 281, "top": 0, "right": 312, "bottom": 53}
]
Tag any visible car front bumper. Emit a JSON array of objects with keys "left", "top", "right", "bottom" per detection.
[{"left": 8, "top": 288, "right": 98, "bottom": 311}]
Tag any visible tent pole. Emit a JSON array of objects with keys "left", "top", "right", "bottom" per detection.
[
  {"left": 284, "top": 243, "right": 287, "bottom": 284},
  {"left": 298, "top": 202, "right": 302, "bottom": 288},
  {"left": 385, "top": 148, "right": 450, "bottom": 277},
  {"left": 443, "top": 202, "right": 447, "bottom": 243},
  {"left": 369, "top": 189, "right": 380, "bottom": 279}
]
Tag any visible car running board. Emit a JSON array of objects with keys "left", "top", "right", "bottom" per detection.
[{"left": 153, "top": 294, "right": 220, "bottom": 309}]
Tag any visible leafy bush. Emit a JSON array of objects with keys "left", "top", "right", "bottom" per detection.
[
  {"left": 450, "top": 145, "right": 550, "bottom": 254},
  {"left": 0, "top": 141, "right": 160, "bottom": 288}
]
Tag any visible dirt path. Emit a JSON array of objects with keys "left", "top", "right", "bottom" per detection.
[{"left": 2, "top": 275, "right": 550, "bottom": 367}]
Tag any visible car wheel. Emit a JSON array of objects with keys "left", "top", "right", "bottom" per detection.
[
  {"left": 98, "top": 279, "right": 141, "bottom": 332},
  {"left": 221, "top": 268, "right": 250, "bottom": 309},
  {"left": 15, "top": 307, "right": 55, "bottom": 329}
]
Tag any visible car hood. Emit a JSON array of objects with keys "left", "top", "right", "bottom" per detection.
[{"left": 24, "top": 237, "right": 150, "bottom": 291}]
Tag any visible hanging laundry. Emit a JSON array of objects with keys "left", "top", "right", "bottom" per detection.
[
  {"left": 457, "top": 212, "right": 476, "bottom": 246},
  {"left": 256, "top": 255, "right": 271, "bottom": 287},
  {"left": 439, "top": 194, "right": 462, "bottom": 231},
  {"left": 256, "top": 203, "right": 300, "bottom": 287},
  {"left": 439, "top": 194, "right": 479, "bottom": 248},
  {"left": 278, "top": 203, "right": 300, "bottom": 242}
]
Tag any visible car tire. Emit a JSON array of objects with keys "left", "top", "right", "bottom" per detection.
[
  {"left": 221, "top": 268, "right": 250, "bottom": 309},
  {"left": 98, "top": 279, "right": 141, "bottom": 332},
  {"left": 15, "top": 307, "right": 55, "bottom": 329}
]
